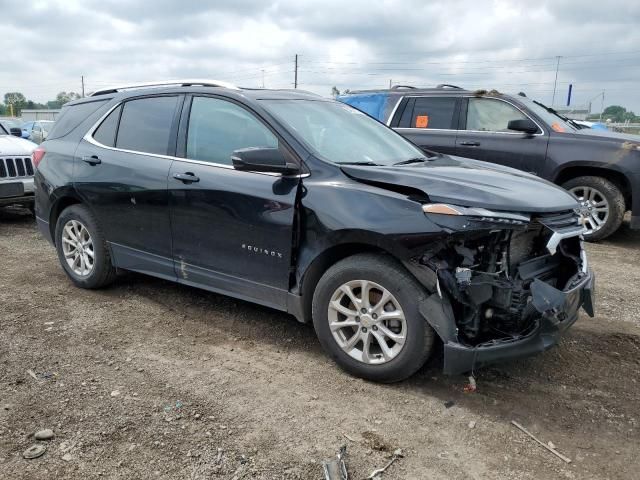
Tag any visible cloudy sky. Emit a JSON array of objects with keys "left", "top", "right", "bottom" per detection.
[{"left": 1, "top": 0, "right": 639, "bottom": 112}]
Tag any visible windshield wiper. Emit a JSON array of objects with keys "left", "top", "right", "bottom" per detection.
[
  {"left": 337, "top": 161, "right": 382, "bottom": 166},
  {"left": 393, "top": 157, "right": 430, "bottom": 166},
  {"left": 533, "top": 100, "right": 577, "bottom": 125}
]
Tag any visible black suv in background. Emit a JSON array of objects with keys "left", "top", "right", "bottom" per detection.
[
  {"left": 338, "top": 85, "right": 640, "bottom": 241},
  {"left": 34, "top": 80, "right": 593, "bottom": 382}
]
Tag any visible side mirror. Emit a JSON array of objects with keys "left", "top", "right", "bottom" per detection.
[
  {"left": 508, "top": 119, "right": 539, "bottom": 135},
  {"left": 9, "top": 127, "right": 22, "bottom": 137},
  {"left": 231, "top": 147, "right": 299, "bottom": 175}
]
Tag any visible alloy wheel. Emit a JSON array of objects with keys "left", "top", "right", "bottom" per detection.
[
  {"left": 569, "top": 185, "right": 610, "bottom": 235},
  {"left": 327, "top": 280, "right": 407, "bottom": 365},
  {"left": 61, "top": 219, "right": 95, "bottom": 276}
]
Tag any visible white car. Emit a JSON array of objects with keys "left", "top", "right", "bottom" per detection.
[{"left": 0, "top": 123, "right": 37, "bottom": 210}]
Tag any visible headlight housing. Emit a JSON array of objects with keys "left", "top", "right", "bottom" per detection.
[{"left": 422, "top": 203, "right": 530, "bottom": 226}]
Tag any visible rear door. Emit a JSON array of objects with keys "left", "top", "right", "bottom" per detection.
[
  {"left": 168, "top": 95, "right": 300, "bottom": 309},
  {"left": 455, "top": 97, "right": 549, "bottom": 175},
  {"left": 392, "top": 96, "right": 460, "bottom": 155},
  {"left": 74, "top": 94, "right": 182, "bottom": 278}
]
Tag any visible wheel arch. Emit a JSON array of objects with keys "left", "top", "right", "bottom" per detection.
[
  {"left": 296, "top": 242, "right": 413, "bottom": 323},
  {"left": 49, "top": 194, "right": 84, "bottom": 244},
  {"left": 553, "top": 164, "right": 632, "bottom": 210}
]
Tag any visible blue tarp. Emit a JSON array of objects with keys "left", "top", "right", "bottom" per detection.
[{"left": 337, "top": 93, "right": 389, "bottom": 122}]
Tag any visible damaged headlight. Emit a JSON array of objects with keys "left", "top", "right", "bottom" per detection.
[{"left": 422, "top": 203, "right": 530, "bottom": 226}]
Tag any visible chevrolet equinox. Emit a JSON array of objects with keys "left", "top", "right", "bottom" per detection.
[{"left": 34, "top": 80, "right": 594, "bottom": 382}]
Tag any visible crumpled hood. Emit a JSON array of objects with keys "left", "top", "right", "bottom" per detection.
[
  {"left": 341, "top": 155, "right": 579, "bottom": 213},
  {"left": 0, "top": 135, "right": 37, "bottom": 156}
]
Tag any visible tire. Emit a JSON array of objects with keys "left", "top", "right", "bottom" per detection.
[
  {"left": 562, "top": 176, "right": 625, "bottom": 242},
  {"left": 312, "top": 253, "right": 435, "bottom": 383},
  {"left": 54, "top": 204, "right": 117, "bottom": 289}
]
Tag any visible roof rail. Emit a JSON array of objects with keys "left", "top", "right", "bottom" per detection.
[
  {"left": 436, "top": 84, "right": 463, "bottom": 89},
  {"left": 390, "top": 85, "right": 417, "bottom": 90},
  {"left": 89, "top": 79, "right": 240, "bottom": 96}
]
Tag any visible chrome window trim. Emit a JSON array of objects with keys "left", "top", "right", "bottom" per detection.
[
  {"left": 385, "top": 97, "right": 404, "bottom": 127},
  {"left": 83, "top": 102, "right": 309, "bottom": 178},
  {"left": 388, "top": 95, "right": 546, "bottom": 136}
]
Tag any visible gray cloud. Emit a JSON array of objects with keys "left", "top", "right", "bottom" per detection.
[{"left": 0, "top": 0, "right": 638, "bottom": 112}]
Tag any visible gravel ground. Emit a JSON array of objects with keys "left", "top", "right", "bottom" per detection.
[{"left": 1, "top": 208, "right": 639, "bottom": 479}]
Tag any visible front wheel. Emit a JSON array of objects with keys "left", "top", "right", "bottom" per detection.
[
  {"left": 562, "top": 176, "right": 625, "bottom": 241},
  {"left": 312, "top": 254, "right": 435, "bottom": 383}
]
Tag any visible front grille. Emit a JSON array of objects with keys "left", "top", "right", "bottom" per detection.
[
  {"left": 535, "top": 210, "right": 580, "bottom": 230},
  {"left": 0, "top": 157, "right": 34, "bottom": 179}
]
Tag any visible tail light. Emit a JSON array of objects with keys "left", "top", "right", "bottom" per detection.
[{"left": 32, "top": 146, "right": 46, "bottom": 169}]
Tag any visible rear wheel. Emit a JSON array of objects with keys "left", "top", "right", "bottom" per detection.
[
  {"left": 55, "top": 204, "right": 116, "bottom": 289},
  {"left": 562, "top": 176, "right": 625, "bottom": 241},
  {"left": 312, "top": 254, "right": 434, "bottom": 383}
]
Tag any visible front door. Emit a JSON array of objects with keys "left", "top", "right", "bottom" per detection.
[
  {"left": 169, "top": 95, "right": 300, "bottom": 309},
  {"left": 74, "top": 95, "right": 182, "bottom": 278},
  {"left": 455, "top": 97, "right": 550, "bottom": 175}
]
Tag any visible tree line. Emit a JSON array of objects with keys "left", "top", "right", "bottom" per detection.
[{"left": 0, "top": 91, "right": 82, "bottom": 116}]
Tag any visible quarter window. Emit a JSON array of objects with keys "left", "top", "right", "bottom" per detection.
[
  {"left": 115, "top": 96, "right": 179, "bottom": 155},
  {"left": 186, "top": 97, "right": 277, "bottom": 165},
  {"left": 93, "top": 105, "right": 122, "bottom": 147},
  {"left": 465, "top": 98, "right": 530, "bottom": 132},
  {"left": 403, "top": 97, "right": 457, "bottom": 129}
]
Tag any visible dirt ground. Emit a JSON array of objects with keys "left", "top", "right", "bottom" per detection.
[{"left": 1, "top": 208, "right": 639, "bottom": 480}]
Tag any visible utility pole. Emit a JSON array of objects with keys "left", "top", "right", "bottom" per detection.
[
  {"left": 261, "top": 69, "right": 265, "bottom": 88},
  {"left": 294, "top": 54, "right": 298, "bottom": 89},
  {"left": 551, "top": 56, "right": 561, "bottom": 106},
  {"left": 600, "top": 90, "right": 605, "bottom": 122},
  {"left": 389, "top": 79, "right": 392, "bottom": 88},
  {"left": 81, "top": 76, "right": 85, "bottom": 98}
]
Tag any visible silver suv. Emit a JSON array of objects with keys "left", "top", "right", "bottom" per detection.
[{"left": 0, "top": 123, "right": 37, "bottom": 209}]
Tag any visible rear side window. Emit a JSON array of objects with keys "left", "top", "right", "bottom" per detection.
[
  {"left": 406, "top": 97, "right": 457, "bottom": 129},
  {"left": 93, "top": 105, "right": 122, "bottom": 147},
  {"left": 186, "top": 97, "right": 277, "bottom": 165},
  {"left": 47, "top": 100, "right": 108, "bottom": 139},
  {"left": 116, "top": 96, "right": 179, "bottom": 155},
  {"left": 466, "top": 98, "right": 529, "bottom": 132}
]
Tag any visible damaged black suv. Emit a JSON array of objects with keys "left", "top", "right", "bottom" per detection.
[{"left": 34, "top": 80, "right": 594, "bottom": 382}]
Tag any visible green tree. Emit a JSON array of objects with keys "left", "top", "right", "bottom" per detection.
[
  {"left": 331, "top": 86, "right": 340, "bottom": 97},
  {"left": 3, "top": 92, "right": 27, "bottom": 115},
  {"left": 602, "top": 105, "right": 626, "bottom": 122}
]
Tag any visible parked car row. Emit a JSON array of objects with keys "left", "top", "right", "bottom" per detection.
[
  {"left": 0, "top": 117, "right": 54, "bottom": 144},
  {"left": 32, "top": 80, "right": 595, "bottom": 382},
  {"left": 338, "top": 85, "right": 639, "bottom": 241}
]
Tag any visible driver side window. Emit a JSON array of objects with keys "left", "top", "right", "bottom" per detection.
[
  {"left": 186, "top": 97, "right": 278, "bottom": 165},
  {"left": 466, "top": 98, "right": 530, "bottom": 133}
]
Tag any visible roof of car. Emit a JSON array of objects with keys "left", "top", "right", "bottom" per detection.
[
  {"left": 345, "top": 85, "right": 475, "bottom": 96},
  {"left": 65, "top": 81, "right": 324, "bottom": 107}
]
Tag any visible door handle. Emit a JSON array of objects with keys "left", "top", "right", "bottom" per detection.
[
  {"left": 82, "top": 155, "right": 101, "bottom": 166},
  {"left": 173, "top": 172, "right": 200, "bottom": 183},
  {"left": 459, "top": 141, "right": 480, "bottom": 146}
]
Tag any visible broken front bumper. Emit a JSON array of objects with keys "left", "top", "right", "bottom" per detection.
[{"left": 435, "top": 269, "right": 595, "bottom": 375}]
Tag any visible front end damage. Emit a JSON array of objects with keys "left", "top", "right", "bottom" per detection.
[{"left": 414, "top": 210, "right": 595, "bottom": 375}]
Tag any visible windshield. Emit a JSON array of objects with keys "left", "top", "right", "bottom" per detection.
[
  {"left": 40, "top": 121, "right": 54, "bottom": 132},
  {"left": 259, "top": 99, "right": 426, "bottom": 165},
  {"left": 517, "top": 97, "right": 578, "bottom": 133}
]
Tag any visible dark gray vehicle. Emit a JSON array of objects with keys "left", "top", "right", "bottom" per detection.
[{"left": 338, "top": 85, "right": 640, "bottom": 241}]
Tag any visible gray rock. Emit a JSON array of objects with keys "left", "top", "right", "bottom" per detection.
[
  {"left": 34, "top": 429, "right": 55, "bottom": 440},
  {"left": 23, "top": 444, "right": 47, "bottom": 459},
  {"left": 62, "top": 453, "right": 73, "bottom": 462}
]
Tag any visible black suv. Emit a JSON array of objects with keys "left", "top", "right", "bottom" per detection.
[
  {"left": 35, "top": 80, "right": 594, "bottom": 382},
  {"left": 338, "top": 85, "right": 640, "bottom": 241}
]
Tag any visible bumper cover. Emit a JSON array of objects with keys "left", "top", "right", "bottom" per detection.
[{"left": 440, "top": 270, "right": 595, "bottom": 375}]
